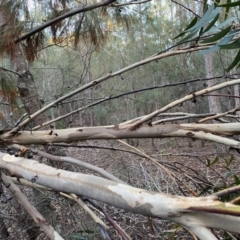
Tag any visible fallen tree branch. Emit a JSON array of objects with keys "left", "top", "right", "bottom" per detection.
[
  {"left": 32, "top": 74, "right": 240, "bottom": 130},
  {"left": 1, "top": 154, "right": 240, "bottom": 239},
  {"left": 9, "top": 45, "right": 212, "bottom": 134},
  {"left": 1, "top": 173, "right": 64, "bottom": 240},
  {"left": 125, "top": 79, "right": 240, "bottom": 127},
  {"left": 2, "top": 123, "right": 240, "bottom": 150},
  {"left": 11, "top": 144, "right": 126, "bottom": 184},
  {"left": 84, "top": 197, "right": 131, "bottom": 240}
]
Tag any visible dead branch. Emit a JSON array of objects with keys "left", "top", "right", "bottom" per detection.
[{"left": 1, "top": 173, "right": 64, "bottom": 240}]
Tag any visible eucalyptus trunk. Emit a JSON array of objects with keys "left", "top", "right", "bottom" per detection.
[{"left": 204, "top": 53, "right": 222, "bottom": 113}]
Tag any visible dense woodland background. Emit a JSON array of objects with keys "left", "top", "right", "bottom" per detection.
[{"left": 0, "top": 0, "right": 240, "bottom": 239}]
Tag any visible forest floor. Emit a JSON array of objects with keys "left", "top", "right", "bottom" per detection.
[
  {"left": 5, "top": 137, "right": 239, "bottom": 240},
  {"left": 66, "top": 137, "right": 240, "bottom": 239}
]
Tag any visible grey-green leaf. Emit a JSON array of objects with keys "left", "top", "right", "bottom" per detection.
[
  {"left": 219, "top": 0, "right": 240, "bottom": 7},
  {"left": 188, "top": 5, "right": 221, "bottom": 32},
  {"left": 203, "top": 13, "right": 220, "bottom": 33},
  {"left": 209, "top": 17, "right": 237, "bottom": 32},
  {"left": 173, "top": 17, "right": 198, "bottom": 39},
  {"left": 226, "top": 49, "right": 240, "bottom": 72},
  {"left": 220, "top": 38, "right": 240, "bottom": 49},
  {"left": 201, "top": 25, "right": 232, "bottom": 43}
]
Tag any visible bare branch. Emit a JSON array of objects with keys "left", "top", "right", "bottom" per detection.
[
  {"left": 1, "top": 153, "right": 240, "bottom": 237},
  {"left": 60, "top": 193, "right": 110, "bottom": 235},
  {"left": 123, "top": 79, "right": 240, "bottom": 127},
  {"left": 112, "top": 0, "right": 152, "bottom": 7},
  {"left": 211, "top": 185, "right": 240, "bottom": 198},
  {"left": 198, "top": 105, "right": 240, "bottom": 123},
  {"left": 171, "top": 0, "right": 201, "bottom": 18},
  {"left": 84, "top": 197, "right": 131, "bottom": 240},
  {"left": 0, "top": 67, "right": 21, "bottom": 77},
  {"left": 1, "top": 173, "right": 64, "bottom": 240},
  {"left": 51, "top": 142, "right": 147, "bottom": 158},
  {"left": 33, "top": 74, "right": 240, "bottom": 130},
  {"left": 9, "top": 44, "right": 212, "bottom": 134},
  {"left": 3, "top": 122, "right": 240, "bottom": 150},
  {"left": 15, "top": 0, "right": 117, "bottom": 43},
  {"left": 9, "top": 176, "right": 52, "bottom": 191},
  {"left": 11, "top": 144, "right": 126, "bottom": 184}
]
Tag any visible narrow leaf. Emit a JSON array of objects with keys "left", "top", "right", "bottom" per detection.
[
  {"left": 219, "top": 0, "right": 240, "bottom": 7},
  {"left": 234, "top": 175, "right": 240, "bottom": 184},
  {"left": 203, "top": 0, "right": 208, "bottom": 12},
  {"left": 173, "top": 17, "right": 198, "bottom": 39},
  {"left": 178, "top": 29, "right": 199, "bottom": 44},
  {"left": 200, "top": 45, "right": 219, "bottom": 54},
  {"left": 211, "top": 156, "right": 219, "bottom": 166},
  {"left": 199, "top": 26, "right": 204, "bottom": 37},
  {"left": 220, "top": 38, "right": 240, "bottom": 49},
  {"left": 224, "top": 0, "right": 232, "bottom": 20},
  {"left": 188, "top": 4, "right": 218, "bottom": 32},
  {"left": 210, "top": 17, "right": 237, "bottom": 32},
  {"left": 203, "top": 13, "right": 220, "bottom": 33},
  {"left": 229, "top": 155, "right": 234, "bottom": 164},
  {"left": 201, "top": 26, "right": 232, "bottom": 43},
  {"left": 226, "top": 49, "right": 240, "bottom": 72},
  {"left": 215, "top": 0, "right": 221, "bottom": 4},
  {"left": 207, "top": 159, "right": 211, "bottom": 167}
]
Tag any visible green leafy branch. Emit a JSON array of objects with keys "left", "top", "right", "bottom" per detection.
[{"left": 175, "top": 1, "right": 240, "bottom": 71}]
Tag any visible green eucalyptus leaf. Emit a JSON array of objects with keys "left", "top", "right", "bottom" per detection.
[
  {"left": 178, "top": 29, "right": 199, "bottom": 44},
  {"left": 200, "top": 45, "right": 219, "bottom": 54},
  {"left": 200, "top": 31, "right": 235, "bottom": 54},
  {"left": 188, "top": 5, "right": 220, "bottom": 32},
  {"left": 229, "top": 155, "right": 234, "bottom": 164},
  {"left": 211, "top": 156, "right": 219, "bottom": 166},
  {"left": 234, "top": 175, "right": 240, "bottom": 184},
  {"left": 210, "top": 17, "right": 237, "bottom": 32},
  {"left": 173, "top": 17, "right": 198, "bottom": 39},
  {"left": 207, "top": 159, "right": 211, "bottom": 167},
  {"left": 224, "top": 0, "right": 232, "bottom": 20},
  {"left": 220, "top": 37, "right": 240, "bottom": 49},
  {"left": 226, "top": 49, "right": 240, "bottom": 71},
  {"left": 203, "top": 13, "right": 220, "bottom": 33},
  {"left": 219, "top": 0, "right": 240, "bottom": 7},
  {"left": 201, "top": 25, "right": 232, "bottom": 43},
  {"left": 203, "top": 0, "right": 208, "bottom": 12}
]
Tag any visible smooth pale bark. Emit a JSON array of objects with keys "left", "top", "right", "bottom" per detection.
[
  {"left": 1, "top": 153, "right": 240, "bottom": 240},
  {"left": 204, "top": 53, "right": 222, "bottom": 113},
  {"left": 1, "top": 173, "right": 64, "bottom": 240},
  {"left": 1, "top": 123, "right": 240, "bottom": 148},
  {"left": 234, "top": 84, "right": 240, "bottom": 107}
]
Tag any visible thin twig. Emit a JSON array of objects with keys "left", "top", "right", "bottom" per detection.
[{"left": 15, "top": 0, "right": 117, "bottom": 43}]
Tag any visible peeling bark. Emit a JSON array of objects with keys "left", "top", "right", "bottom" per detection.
[
  {"left": 1, "top": 153, "right": 240, "bottom": 239},
  {"left": 1, "top": 123, "right": 240, "bottom": 148}
]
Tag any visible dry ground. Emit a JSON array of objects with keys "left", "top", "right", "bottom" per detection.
[{"left": 2, "top": 137, "right": 240, "bottom": 239}]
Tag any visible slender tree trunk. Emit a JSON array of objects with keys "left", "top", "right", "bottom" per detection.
[
  {"left": 12, "top": 45, "right": 47, "bottom": 126},
  {"left": 204, "top": 53, "right": 222, "bottom": 113}
]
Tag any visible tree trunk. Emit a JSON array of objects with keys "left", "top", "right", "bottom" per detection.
[
  {"left": 12, "top": 46, "right": 46, "bottom": 126},
  {"left": 204, "top": 53, "right": 222, "bottom": 113}
]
